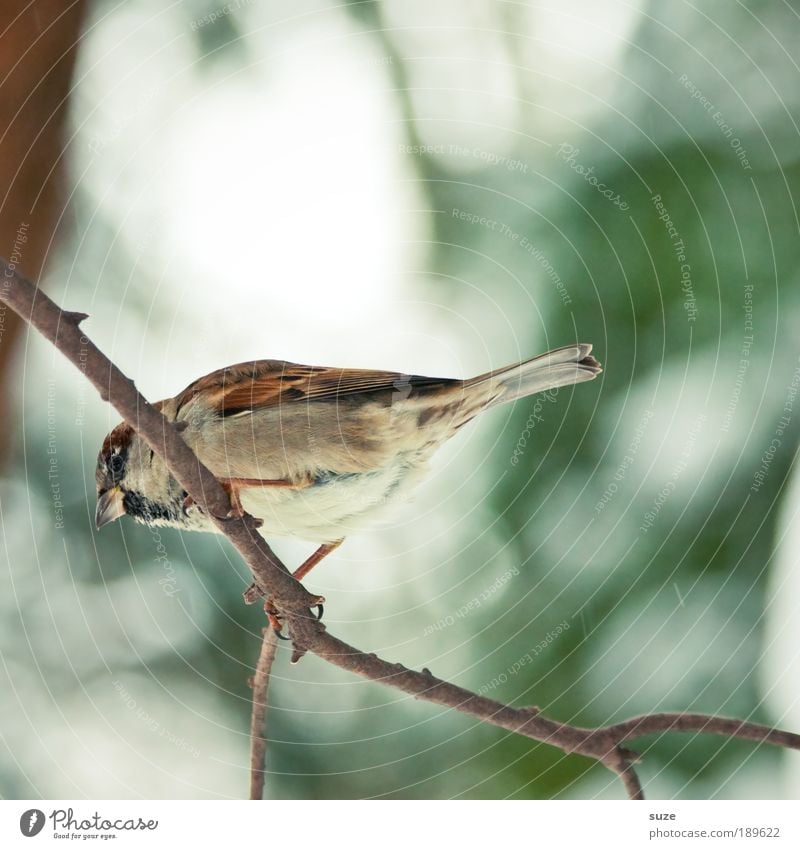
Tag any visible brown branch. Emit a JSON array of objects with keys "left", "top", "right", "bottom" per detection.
[
  {"left": 249, "top": 626, "right": 279, "bottom": 800},
  {"left": 3, "top": 257, "right": 799, "bottom": 801}
]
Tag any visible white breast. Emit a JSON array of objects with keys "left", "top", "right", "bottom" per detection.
[{"left": 238, "top": 462, "right": 427, "bottom": 542}]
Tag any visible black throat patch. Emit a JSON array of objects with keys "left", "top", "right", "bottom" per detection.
[{"left": 122, "top": 490, "right": 183, "bottom": 525}]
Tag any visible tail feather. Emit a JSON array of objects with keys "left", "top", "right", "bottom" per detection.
[{"left": 465, "top": 344, "right": 601, "bottom": 408}]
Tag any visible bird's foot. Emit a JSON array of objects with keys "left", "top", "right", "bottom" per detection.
[{"left": 263, "top": 596, "right": 325, "bottom": 640}]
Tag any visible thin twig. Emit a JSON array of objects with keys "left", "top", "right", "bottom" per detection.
[
  {"left": 249, "top": 626, "right": 279, "bottom": 800},
  {"left": 615, "top": 757, "right": 646, "bottom": 801},
  {"left": 602, "top": 712, "right": 800, "bottom": 749},
  {"left": 3, "top": 257, "right": 799, "bottom": 800}
]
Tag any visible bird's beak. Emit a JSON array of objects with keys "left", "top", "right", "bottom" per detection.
[{"left": 95, "top": 487, "right": 126, "bottom": 530}]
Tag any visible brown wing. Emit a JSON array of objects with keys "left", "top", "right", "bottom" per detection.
[{"left": 172, "top": 359, "right": 459, "bottom": 417}]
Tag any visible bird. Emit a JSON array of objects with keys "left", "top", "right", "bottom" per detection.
[{"left": 95, "top": 344, "right": 601, "bottom": 611}]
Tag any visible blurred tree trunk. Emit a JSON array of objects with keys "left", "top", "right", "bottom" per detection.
[{"left": 0, "top": 0, "right": 87, "bottom": 460}]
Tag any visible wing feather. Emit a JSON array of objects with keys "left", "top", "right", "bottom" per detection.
[
  {"left": 173, "top": 359, "right": 457, "bottom": 416},
  {"left": 168, "top": 360, "right": 464, "bottom": 483}
]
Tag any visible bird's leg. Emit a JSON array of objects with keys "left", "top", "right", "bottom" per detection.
[
  {"left": 293, "top": 538, "right": 344, "bottom": 582},
  {"left": 219, "top": 475, "right": 314, "bottom": 517},
  {"left": 264, "top": 539, "right": 344, "bottom": 635}
]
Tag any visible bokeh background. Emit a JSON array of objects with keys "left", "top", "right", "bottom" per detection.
[{"left": 1, "top": 0, "right": 799, "bottom": 800}]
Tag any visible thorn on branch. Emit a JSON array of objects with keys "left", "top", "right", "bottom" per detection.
[
  {"left": 217, "top": 513, "right": 265, "bottom": 531},
  {"left": 618, "top": 745, "right": 642, "bottom": 764},
  {"left": 250, "top": 626, "right": 279, "bottom": 800},
  {"left": 61, "top": 310, "right": 89, "bottom": 325},
  {"left": 243, "top": 583, "right": 264, "bottom": 604},
  {"left": 290, "top": 645, "right": 307, "bottom": 664}
]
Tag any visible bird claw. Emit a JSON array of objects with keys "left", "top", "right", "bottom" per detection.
[
  {"left": 264, "top": 596, "right": 325, "bottom": 641},
  {"left": 264, "top": 604, "right": 291, "bottom": 639}
]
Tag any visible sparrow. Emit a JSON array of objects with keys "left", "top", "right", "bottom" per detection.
[{"left": 96, "top": 344, "right": 601, "bottom": 594}]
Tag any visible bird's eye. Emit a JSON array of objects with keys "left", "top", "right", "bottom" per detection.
[{"left": 108, "top": 453, "right": 125, "bottom": 476}]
